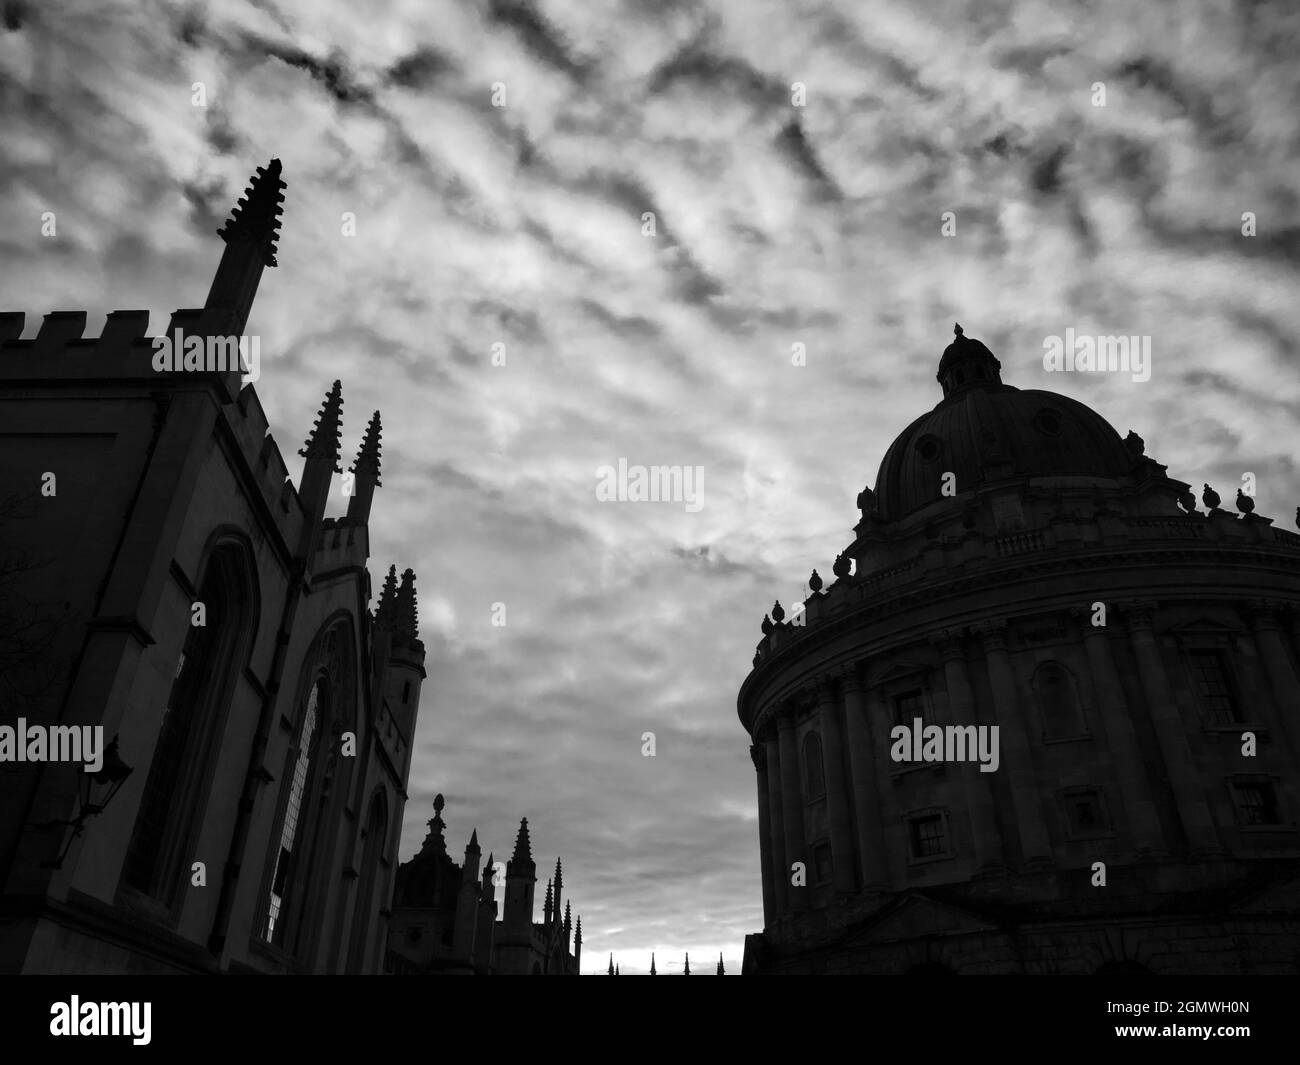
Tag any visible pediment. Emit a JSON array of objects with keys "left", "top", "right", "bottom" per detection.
[{"left": 842, "top": 891, "right": 999, "bottom": 949}]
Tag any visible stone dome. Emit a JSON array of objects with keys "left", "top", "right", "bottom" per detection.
[{"left": 873, "top": 326, "right": 1136, "bottom": 522}]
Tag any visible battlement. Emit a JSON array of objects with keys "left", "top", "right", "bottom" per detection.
[
  {"left": 1, "top": 306, "right": 240, "bottom": 397},
  {"left": 0, "top": 303, "right": 332, "bottom": 558}
]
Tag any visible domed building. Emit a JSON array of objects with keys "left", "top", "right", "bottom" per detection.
[{"left": 738, "top": 326, "right": 1300, "bottom": 975}]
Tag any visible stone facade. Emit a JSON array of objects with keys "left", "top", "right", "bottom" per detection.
[
  {"left": 739, "top": 326, "right": 1300, "bottom": 975},
  {"left": 0, "top": 160, "right": 425, "bottom": 974}
]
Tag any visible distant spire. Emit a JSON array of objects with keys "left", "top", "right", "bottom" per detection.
[
  {"left": 543, "top": 879, "right": 553, "bottom": 924},
  {"left": 717, "top": 952, "right": 725, "bottom": 976},
  {"left": 394, "top": 568, "right": 419, "bottom": 639},
  {"left": 616, "top": 963, "right": 620, "bottom": 976},
  {"left": 511, "top": 818, "right": 532, "bottom": 864},
  {"left": 650, "top": 952, "right": 656, "bottom": 976},
  {"left": 563, "top": 900, "right": 571, "bottom": 940},
  {"left": 683, "top": 953, "right": 690, "bottom": 975},
  {"left": 420, "top": 793, "right": 446, "bottom": 854},
  {"left": 608, "top": 953, "right": 614, "bottom": 976},
  {"left": 299, "top": 379, "right": 343, "bottom": 473},
  {"left": 216, "top": 158, "right": 285, "bottom": 266},
  {"left": 574, "top": 914, "right": 582, "bottom": 945},
  {"left": 481, "top": 852, "right": 495, "bottom": 889},
  {"left": 376, "top": 565, "right": 398, "bottom": 628},
  {"left": 349, "top": 410, "right": 382, "bottom": 484}
]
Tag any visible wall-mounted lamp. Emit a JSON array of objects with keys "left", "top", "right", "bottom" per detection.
[{"left": 33, "top": 735, "right": 133, "bottom": 870}]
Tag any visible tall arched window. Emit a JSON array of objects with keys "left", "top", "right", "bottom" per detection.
[
  {"left": 1033, "top": 661, "right": 1085, "bottom": 739},
  {"left": 267, "top": 679, "right": 326, "bottom": 947},
  {"left": 263, "top": 618, "right": 356, "bottom": 959},
  {"left": 346, "top": 791, "right": 388, "bottom": 972},
  {"left": 122, "top": 542, "right": 252, "bottom": 904},
  {"left": 803, "top": 732, "right": 825, "bottom": 800}
]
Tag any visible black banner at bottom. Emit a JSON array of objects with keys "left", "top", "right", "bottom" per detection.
[{"left": 0, "top": 974, "right": 1290, "bottom": 1053}]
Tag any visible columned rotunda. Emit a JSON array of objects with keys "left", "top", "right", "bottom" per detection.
[{"left": 738, "top": 326, "right": 1300, "bottom": 975}]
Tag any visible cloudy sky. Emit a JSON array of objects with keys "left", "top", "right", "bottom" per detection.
[{"left": 2, "top": 0, "right": 1298, "bottom": 973}]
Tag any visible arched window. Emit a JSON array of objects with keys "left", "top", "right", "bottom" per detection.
[
  {"left": 1033, "top": 661, "right": 1085, "bottom": 740},
  {"left": 263, "top": 619, "right": 356, "bottom": 959},
  {"left": 346, "top": 791, "right": 389, "bottom": 972},
  {"left": 266, "top": 678, "right": 325, "bottom": 946},
  {"left": 803, "top": 732, "right": 825, "bottom": 800},
  {"left": 122, "top": 542, "right": 252, "bottom": 904}
]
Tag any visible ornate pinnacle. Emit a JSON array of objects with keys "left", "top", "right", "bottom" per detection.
[
  {"left": 217, "top": 158, "right": 286, "bottom": 267},
  {"left": 394, "top": 568, "right": 419, "bottom": 639},
  {"left": 349, "top": 410, "right": 382, "bottom": 486},
  {"left": 300, "top": 379, "right": 343, "bottom": 473}
]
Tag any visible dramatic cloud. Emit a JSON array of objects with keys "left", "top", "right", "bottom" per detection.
[{"left": 2, "top": 0, "right": 1298, "bottom": 973}]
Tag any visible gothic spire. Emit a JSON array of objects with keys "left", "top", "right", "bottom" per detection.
[
  {"left": 683, "top": 953, "right": 690, "bottom": 975},
  {"left": 394, "top": 567, "right": 419, "bottom": 639},
  {"left": 511, "top": 817, "right": 532, "bottom": 864},
  {"left": 349, "top": 410, "right": 382, "bottom": 484},
  {"left": 717, "top": 952, "right": 725, "bottom": 976},
  {"left": 216, "top": 158, "right": 285, "bottom": 266},
  {"left": 607, "top": 953, "right": 614, "bottom": 976},
  {"left": 650, "top": 952, "right": 656, "bottom": 976},
  {"left": 543, "top": 879, "right": 553, "bottom": 924},
  {"left": 482, "top": 853, "right": 495, "bottom": 889},
  {"left": 204, "top": 159, "right": 286, "bottom": 335},
  {"left": 574, "top": 916, "right": 582, "bottom": 946},
  {"left": 467, "top": 828, "right": 479, "bottom": 851},
  {"left": 376, "top": 565, "right": 398, "bottom": 628},
  {"left": 299, "top": 379, "right": 343, "bottom": 473},
  {"left": 345, "top": 410, "right": 383, "bottom": 524}
]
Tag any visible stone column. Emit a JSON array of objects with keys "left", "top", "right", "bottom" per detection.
[
  {"left": 864, "top": 681, "right": 907, "bottom": 887},
  {"left": 1247, "top": 600, "right": 1300, "bottom": 760},
  {"left": 1124, "top": 600, "right": 1221, "bottom": 855},
  {"left": 1078, "top": 613, "right": 1164, "bottom": 855},
  {"left": 975, "top": 621, "right": 1051, "bottom": 864},
  {"left": 777, "top": 709, "right": 808, "bottom": 910},
  {"left": 816, "top": 678, "right": 857, "bottom": 893},
  {"left": 764, "top": 730, "right": 787, "bottom": 916},
  {"left": 933, "top": 628, "right": 1003, "bottom": 871},
  {"left": 751, "top": 742, "right": 777, "bottom": 926},
  {"left": 841, "top": 665, "right": 888, "bottom": 890}
]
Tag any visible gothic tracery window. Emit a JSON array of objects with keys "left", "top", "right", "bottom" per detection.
[
  {"left": 263, "top": 619, "right": 356, "bottom": 957},
  {"left": 123, "top": 543, "right": 251, "bottom": 904}
]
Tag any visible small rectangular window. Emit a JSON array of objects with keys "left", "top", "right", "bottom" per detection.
[
  {"left": 893, "top": 689, "right": 924, "bottom": 726},
  {"left": 1233, "top": 782, "right": 1280, "bottom": 826},
  {"left": 909, "top": 814, "right": 945, "bottom": 858},
  {"left": 1190, "top": 649, "right": 1240, "bottom": 724}
]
